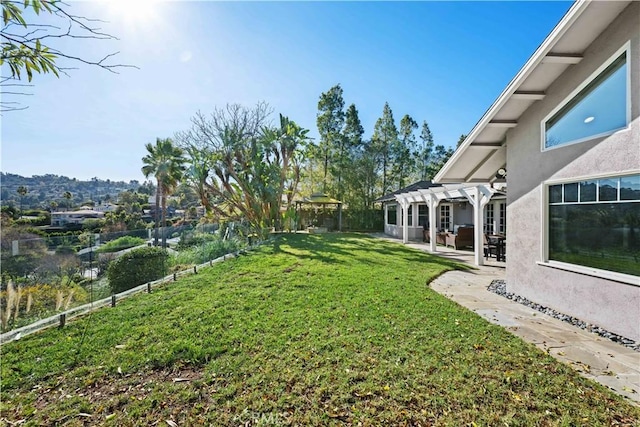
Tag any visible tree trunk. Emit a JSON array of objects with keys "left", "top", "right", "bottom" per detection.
[
  {"left": 154, "top": 181, "right": 161, "bottom": 246},
  {"left": 161, "top": 189, "right": 167, "bottom": 248}
]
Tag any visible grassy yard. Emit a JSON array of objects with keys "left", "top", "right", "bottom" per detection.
[{"left": 1, "top": 233, "right": 638, "bottom": 426}]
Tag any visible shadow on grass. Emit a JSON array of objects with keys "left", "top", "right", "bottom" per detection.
[{"left": 269, "top": 232, "right": 470, "bottom": 272}]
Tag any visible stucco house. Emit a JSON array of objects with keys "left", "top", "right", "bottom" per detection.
[{"left": 434, "top": 0, "right": 639, "bottom": 341}]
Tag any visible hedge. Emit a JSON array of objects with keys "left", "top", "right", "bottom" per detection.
[{"left": 107, "top": 247, "right": 169, "bottom": 293}]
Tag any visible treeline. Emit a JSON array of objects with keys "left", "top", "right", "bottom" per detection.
[
  {"left": 0, "top": 173, "right": 146, "bottom": 210},
  {"left": 155, "top": 84, "right": 465, "bottom": 235},
  {"left": 307, "top": 84, "right": 464, "bottom": 213}
]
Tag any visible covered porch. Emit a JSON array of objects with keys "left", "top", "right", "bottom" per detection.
[{"left": 391, "top": 183, "right": 503, "bottom": 266}]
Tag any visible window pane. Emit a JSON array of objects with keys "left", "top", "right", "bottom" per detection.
[
  {"left": 418, "top": 205, "right": 428, "bottom": 227},
  {"left": 549, "top": 185, "right": 562, "bottom": 203},
  {"left": 545, "top": 53, "right": 627, "bottom": 148},
  {"left": 387, "top": 205, "right": 397, "bottom": 225},
  {"left": 564, "top": 183, "right": 578, "bottom": 202},
  {"left": 621, "top": 175, "right": 640, "bottom": 201},
  {"left": 599, "top": 178, "right": 618, "bottom": 201},
  {"left": 549, "top": 202, "right": 640, "bottom": 276},
  {"left": 580, "top": 180, "right": 597, "bottom": 202}
]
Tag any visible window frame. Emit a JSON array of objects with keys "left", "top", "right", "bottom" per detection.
[
  {"left": 498, "top": 202, "right": 506, "bottom": 234},
  {"left": 418, "top": 204, "right": 428, "bottom": 228},
  {"left": 540, "top": 41, "right": 631, "bottom": 152},
  {"left": 439, "top": 204, "right": 451, "bottom": 232},
  {"left": 541, "top": 170, "right": 640, "bottom": 286},
  {"left": 386, "top": 203, "right": 398, "bottom": 226},
  {"left": 485, "top": 203, "right": 495, "bottom": 234}
]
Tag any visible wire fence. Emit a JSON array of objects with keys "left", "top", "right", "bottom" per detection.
[{"left": 0, "top": 222, "right": 250, "bottom": 338}]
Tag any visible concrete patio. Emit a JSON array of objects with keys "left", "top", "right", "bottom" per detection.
[{"left": 374, "top": 234, "right": 640, "bottom": 405}]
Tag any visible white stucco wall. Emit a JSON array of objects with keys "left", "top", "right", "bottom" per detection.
[{"left": 506, "top": 3, "right": 640, "bottom": 341}]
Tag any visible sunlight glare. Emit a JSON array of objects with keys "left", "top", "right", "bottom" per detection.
[{"left": 104, "top": 0, "right": 162, "bottom": 29}]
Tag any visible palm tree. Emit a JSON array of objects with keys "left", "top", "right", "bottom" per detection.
[
  {"left": 62, "top": 191, "right": 72, "bottom": 211},
  {"left": 141, "top": 138, "right": 186, "bottom": 247},
  {"left": 16, "top": 186, "right": 28, "bottom": 214}
]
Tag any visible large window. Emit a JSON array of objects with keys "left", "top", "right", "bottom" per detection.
[
  {"left": 387, "top": 204, "right": 397, "bottom": 225},
  {"left": 485, "top": 204, "right": 495, "bottom": 234},
  {"left": 439, "top": 205, "right": 451, "bottom": 232},
  {"left": 418, "top": 205, "right": 428, "bottom": 228},
  {"left": 547, "top": 174, "right": 640, "bottom": 277},
  {"left": 544, "top": 49, "right": 628, "bottom": 149},
  {"left": 499, "top": 203, "right": 506, "bottom": 234}
]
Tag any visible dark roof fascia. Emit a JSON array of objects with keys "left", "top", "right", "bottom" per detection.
[{"left": 374, "top": 181, "right": 463, "bottom": 203}]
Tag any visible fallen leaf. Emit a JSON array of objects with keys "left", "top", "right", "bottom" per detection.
[{"left": 166, "top": 420, "right": 178, "bottom": 427}]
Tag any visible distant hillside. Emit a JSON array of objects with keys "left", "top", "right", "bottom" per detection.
[{"left": 1, "top": 172, "right": 150, "bottom": 210}]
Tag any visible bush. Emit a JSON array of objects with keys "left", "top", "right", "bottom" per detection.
[
  {"left": 96, "top": 235, "right": 146, "bottom": 253},
  {"left": 170, "top": 238, "right": 241, "bottom": 267},
  {"left": 177, "top": 231, "right": 218, "bottom": 249},
  {"left": 107, "top": 247, "right": 168, "bottom": 293}
]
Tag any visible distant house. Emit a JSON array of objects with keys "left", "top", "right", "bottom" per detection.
[
  {"left": 51, "top": 209, "right": 105, "bottom": 227},
  {"left": 434, "top": 1, "right": 639, "bottom": 341}
]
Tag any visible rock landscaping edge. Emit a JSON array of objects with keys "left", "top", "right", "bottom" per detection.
[{"left": 488, "top": 279, "right": 639, "bottom": 352}]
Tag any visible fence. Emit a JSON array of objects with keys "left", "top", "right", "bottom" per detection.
[
  {"left": 0, "top": 250, "right": 245, "bottom": 344},
  {"left": 0, "top": 222, "right": 248, "bottom": 336}
]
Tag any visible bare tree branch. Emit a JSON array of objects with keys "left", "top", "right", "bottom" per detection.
[{"left": 1, "top": 0, "right": 137, "bottom": 112}]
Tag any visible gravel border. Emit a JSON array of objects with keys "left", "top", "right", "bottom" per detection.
[{"left": 488, "top": 279, "right": 639, "bottom": 352}]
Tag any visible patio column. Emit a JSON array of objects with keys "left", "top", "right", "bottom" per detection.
[
  {"left": 400, "top": 198, "right": 409, "bottom": 244},
  {"left": 384, "top": 204, "right": 388, "bottom": 233},
  {"left": 460, "top": 185, "right": 492, "bottom": 266},
  {"left": 428, "top": 194, "right": 439, "bottom": 253}
]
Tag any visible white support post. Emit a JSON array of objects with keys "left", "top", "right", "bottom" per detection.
[
  {"left": 473, "top": 186, "right": 485, "bottom": 266},
  {"left": 384, "top": 204, "right": 388, "bottom": 233},
  {"left": 428, "top": 194, "right": 438, "bottom": 253},
  {"left": 401, "top": 199, "right": 409, "bottom": 244}
]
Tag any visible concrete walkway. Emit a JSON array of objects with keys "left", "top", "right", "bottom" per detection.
[{"left": 375, "top": 235, "right": 640, "bottom": 405}]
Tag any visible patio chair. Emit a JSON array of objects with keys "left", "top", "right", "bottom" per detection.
[
  {"left": 484, "top": 234, "right": 498, "bottom": 259},
  {"left": 445, "top": 226, "right": 474, "bottom": 250}
]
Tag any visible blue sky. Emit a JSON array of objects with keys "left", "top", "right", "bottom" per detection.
[{"left": 1, "top": 0, "right": 573, "bottom": 182}]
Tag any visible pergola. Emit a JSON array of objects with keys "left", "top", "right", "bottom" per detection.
[
  {"left": 391, "top": 183, "right": 499, "bottom": 266},
  {"left": 294, "top": 193, "right": 343, "bottom": 231}
]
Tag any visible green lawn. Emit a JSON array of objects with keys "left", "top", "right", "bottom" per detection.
[{"left": 1, "top": 233, "right": 638, "bottom": 426}]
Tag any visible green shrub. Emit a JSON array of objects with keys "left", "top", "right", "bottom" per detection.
[
  {"left": 96, "top": 236, "right": 146, "bottom": 253},
  {"left": 176, "top": 231, "right": 218, "bottom": 249},
  {"left": 107, "top": 247, "right": 168, "bottom": 293},
  {"left": 170, "top": 238, "right": 241, "bottom": 267}
]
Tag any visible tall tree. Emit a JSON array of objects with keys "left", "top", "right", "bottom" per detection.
[
  {"left": 371, "top": 102, "right": 398, "bottom": 196},
  {"left": 341, "top": 104, "right": 365, "bottom": 203},
  {"left": 141, "top": 138, "right": 186, "bottom": 247},
  {"left": 62, "top": 191, "right": 72, "bottom": 210},
  {"left": 16, "top": 185, "right": 28, "bottom": 213},
  {"left": 394, "top": 114, "right": 418, "bottom": 189},
  {"left": 457, "top": 134, "right": 467, "bottom": 147},
  {"left": 431, "top": 144, "right": 455, "bottom": 178},
  {"left": 316, "top": 84, "right": 345, "bottom": 194},
  {"left": 417, "top": 121, "right": 435, "bottom": 180}
]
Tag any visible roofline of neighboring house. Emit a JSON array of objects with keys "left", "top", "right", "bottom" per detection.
[{"left": 433, "top": 0, "right": 631, "bottom": 183}]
